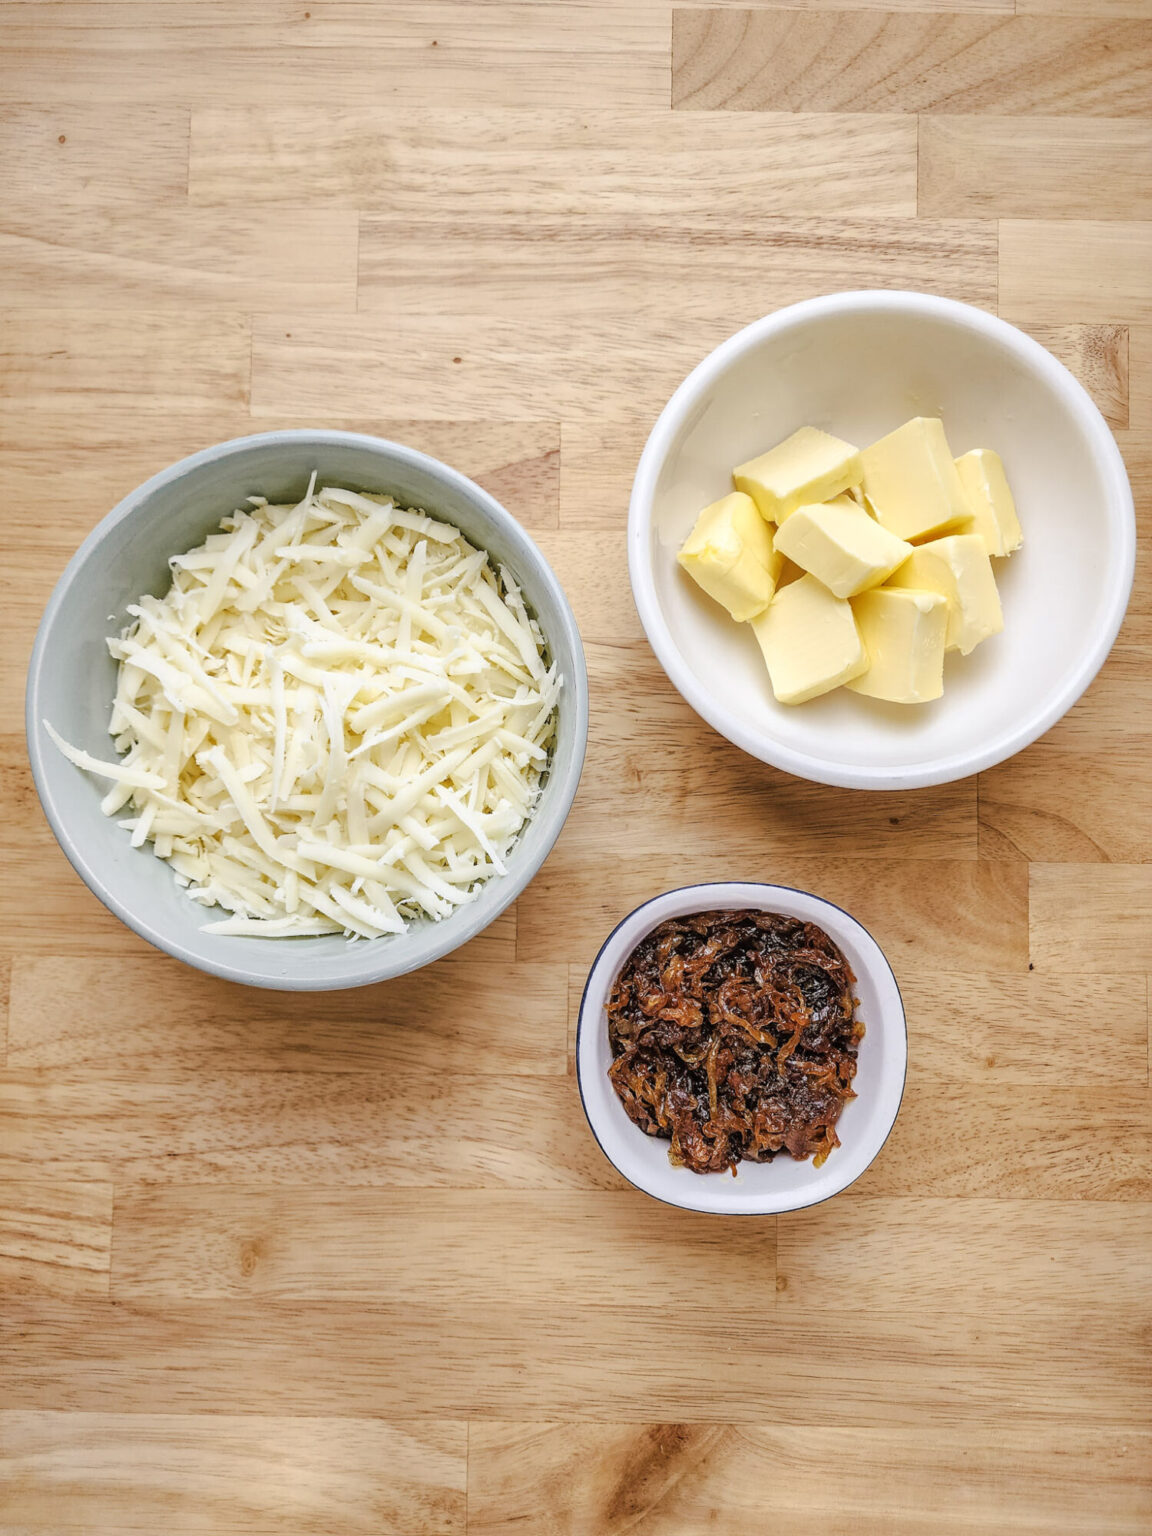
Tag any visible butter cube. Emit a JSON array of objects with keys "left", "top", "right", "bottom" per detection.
[
  {"left": 677, "top": 491, "right": 783, "bottom": 621},
  {"left": 825, "top": 493, "right": 868, "bottom": 512},
  {"left": 847, "top": 589, "right": 948, "bottom": 703},
  {"left": 860, "top": 417, "right": 972, "bottom": 542},
  {"left": 885, "top": 533, "right": 1003, "bottom": 655},
  {"left": 733, "top": 427, "right": 862, "bottom": 524},
  {"left": 775, "top": 554, "right": 807, "bottom": 590},
  {"left": 773, "top": 497, "right": 913, "bottom": 600},
  {"left": 955, "top": 448, "right": 1023, "bottom": 558},
  {"left": 751, "top": 574, "right": 867, "bottom": 705}
]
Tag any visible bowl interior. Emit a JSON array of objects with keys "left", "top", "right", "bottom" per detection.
[
  {"left": 576, "top": 884, "right": 907, "bottom": 1216},
  {"left": 637, "top": 298, "right": 1132, "bottom": 786},
  {"left": 28, "top": 432, "right": 586, "bottom": 990}
]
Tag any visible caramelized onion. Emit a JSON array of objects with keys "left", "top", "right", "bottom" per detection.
[{"left": 606, "top": 909, "right": 864, "bottom": 1176}]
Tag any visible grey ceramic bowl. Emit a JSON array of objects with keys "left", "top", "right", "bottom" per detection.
[{"left": 27, "top": 431, "right": 588, "bottom": 990}]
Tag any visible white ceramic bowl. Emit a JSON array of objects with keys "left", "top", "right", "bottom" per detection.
[
  {"left": 576, "top": 882, "right": 907, "bottom": 1215},
  {"left": 629, "top": 292, "right": 1135, "bottom": 789},
  {"left": 27, "top": 431, "right": 588, "bottom": 991}
]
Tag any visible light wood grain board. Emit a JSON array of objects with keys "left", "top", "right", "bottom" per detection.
[
  {"left": 0, "top": 1411, "right": 467, "bottom": 1534},
  {"left": 466, "top": 1423, "right": 1152, "bottom": 1536},
  {"left": 0, "top": 4, "right": 669, "bottom": 109},
  {"left": 189, "top": 107, "right": 919, "bottom": 220},
  {"left": 3, "top": 1296, "right": 1146, "bottom": 1424},
  {"left": 672, "top": 12, "right": 1152, "bottom": 114},
  {"left": 918, "top": 118, "right": 1152, "bottom": 220},
  {"left": 0, "top": 208, "right": 359, "bottom": 311},
  {"left": 2, "top": 2, "right": 1149, "bottom": 1532},
  {"left": 1132, "top": 329, "right": 1152, "bottom": 427}
]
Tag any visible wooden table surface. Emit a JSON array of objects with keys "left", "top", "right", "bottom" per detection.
[{"left": 2, "top": 4, "right": 1150, "bottom": 1532}]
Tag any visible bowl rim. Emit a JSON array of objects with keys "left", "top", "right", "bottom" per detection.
[
  {"left": 575, "top": 880, "right": 908, "bottom": 1216},
  {"left": 628, "top": 290, "right": 1137, "bottom": 790},
  {"left": 25, "top": 428, "right": 588, "bottom": 990}
]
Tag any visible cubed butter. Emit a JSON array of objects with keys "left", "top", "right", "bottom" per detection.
[
  {"left": 772, "top": 497, "right": 913, "bottom": 600},
  {"left": 825, "top": 493, "right": 867, "bottom": 512},
  {"left": 885, "top": 533, "right": 1003, "bottom": 655},
  {"left": 733, "top": 427, "right": 862, "bottom": 523},
  {"left": 677, "top": 491, "right": 783, "bottom": 621},
  {"left": 750, "top": 573, "right": 867, "bottom": 705},
  {"left": 860, "top": 417, "right": 972, "bottom": 542},
  {"left": 775, "top": 554, "right": 808, "bottom": 590},
  {"left": 847, "top": 588, "right": 948, "bottom": 704},
  {"left": 955, "top": 448, "right": 1023, "bottom": 558}
]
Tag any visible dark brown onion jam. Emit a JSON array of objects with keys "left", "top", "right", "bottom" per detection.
[{"left": 606, "top": 909, "right": 864, "bottom": 1175}]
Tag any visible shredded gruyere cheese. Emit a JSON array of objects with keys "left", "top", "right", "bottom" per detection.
[{"left": 49, "top": 478, "right": 561, "bottom": 939}]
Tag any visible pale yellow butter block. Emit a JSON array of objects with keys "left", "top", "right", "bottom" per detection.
[
  {"left": 733, "top": 427, "right": 862, "bottom": 524},
  {"left": 860, "top": 417, "right": 972, "bottom": 542},
  {"left": 824, "top": 493, "right": 867, "bottom": 512},
  {"left": 955, "top": 448, "right": 1023, "bottom": 558},
  {"left": 773, "top": 497, "right": 913, "bottom": 600},
  {"left": 885, "top": 533, "right": 1004, "bottom": 655},
  {"left": 750, "top": 573, "right": 867, "bottom": 705},
  {"left": 847, "top": 588, "right": 948, "bottom": 703},
  {"left": 677, "top": 491, "right": 783, "bottom": 621}
]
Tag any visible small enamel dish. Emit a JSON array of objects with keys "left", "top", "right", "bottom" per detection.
[{"left": 576, "top": 882, "right": 907, "bottom": 1216}]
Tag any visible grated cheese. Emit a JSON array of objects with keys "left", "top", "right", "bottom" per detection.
[{"left": 49, "top": 481, "right": 561, "bottom": 939}]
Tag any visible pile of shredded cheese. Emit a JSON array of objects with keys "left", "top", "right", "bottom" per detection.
[{"left": 48, "top": 478, "right": 561, "bottom": 939}]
